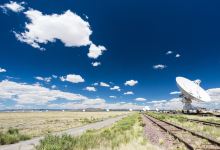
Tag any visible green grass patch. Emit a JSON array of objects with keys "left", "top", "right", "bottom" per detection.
[
  {"left": 0, "top": 128, "right": 31, "bottom": 145},
  {"left": 36, "top": 113, "right": 142, "bottom": 150}
]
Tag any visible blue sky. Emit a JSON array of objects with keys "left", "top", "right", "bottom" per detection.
[{"left": 0, "top": 0, "right": 220, "bottom": 110}]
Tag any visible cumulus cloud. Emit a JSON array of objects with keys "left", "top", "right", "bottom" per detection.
[
  {"left": 149, "top": 98, "right": 182, "bottom": 110},
  {"left": 0, "top": 80, "right": 146, "bottom": 110},
  {"left": 135, "top": 98, "right": 146, "bottom": 101},
  {"left": 124, "top": 91, "right": 134, "bottom": 95},
  {"left": 93, "top": 82, "right": 99, "bottom": 86},
  {"left": 0, "top": 1, "right": 25, "bottom": 13},
  {"left": 170, "top": 91, "right": 181, "bottom": 95},
  {"left": 176, "top": 54, "right": 181, "bottom": 58},
  {"left": 14, "top": 9, "right": 91, "bottom": 50},
  {"left": 207, "top": 88, "right": 220, "bottom": 102},
  {"left": 52, "top": 75, "right": 58, "bottom": 79},
  {"left": 83, "top": 98, "right": 105, "bottom": 105},
  {"left": 100, "top": 82, "right": 110, "bottom": 87},
  {"left": 51, "top": 85, "right": 56, "bottom": 89},
  {"left": 0, "top": 68, "right": 6, "bottom": 73},
  {"left": 0, "top": 80, "right": 87, "bottom": 105},
  {"left": 110, "top": 86, "right": 121, "bottom": 91},
  {"left": 60, "top": 74, "right": 85, "bottom": 83},
  {"left": 85, "top": 86, "right": 96, "bottom": 92},
  {"left": 166, "top": 51, "right": 173, "bottom": 55},
  {"left": 153, "top": 64, "right": 167, "bottom": 70},
  {"left": 35, "top": 76, "right": 52, "bottom": 82},
  {"left": 109, "top": 96, "right": 116, "bottom": 98},
  {"left": 48, "top": 100, "right": 144, "bottom": 110},
  {"left": 91, "top": 62, "right": 101, "bottom": 67},
  {"left": 88, "top": 44, "right": 106, "bottom": 59},
  {"left": 147, "top": 92, "right": 220, "bottom": 110},
  {"left": 124, "top": 80, "right": 138, "bottom": 86},
  {"left": 12, "top": 8, "right": 106, "bottom": 58}
]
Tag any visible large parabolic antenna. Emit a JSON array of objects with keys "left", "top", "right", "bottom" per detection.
[{"left": 176, "top": 77, "right": 211, "bottom": 110}]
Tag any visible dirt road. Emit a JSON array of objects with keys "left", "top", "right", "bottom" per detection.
[{"left": 0, "top": 115, "right": 126, "bottom": 150}]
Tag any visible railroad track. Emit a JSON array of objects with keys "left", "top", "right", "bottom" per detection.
[
  {"left": 187, "top": 119, "right": 220, "bottom": 127},
  {"left": 144, "top": 114, "right": 220, "bottom": 150}
]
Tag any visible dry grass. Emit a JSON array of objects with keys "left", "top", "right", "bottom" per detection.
[
  {"left": 186, "top": 115, "right": 220, "bottom": 124},
  {"left": 36, "top": 113, "right": 159, "bottom": 150},
  {"left": 147, "top": 112, "right": 220, "bottom": 142},
  {"left": 0, "top": 111, "right": 128, "bottom": 137}
]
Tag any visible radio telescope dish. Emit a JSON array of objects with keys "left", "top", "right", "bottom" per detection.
[
  {"left": 176, "top": 77, "right": 211, "bottom": 110},
  {"left": 143, "top": 106, "right": 150, "bottom": 111}
]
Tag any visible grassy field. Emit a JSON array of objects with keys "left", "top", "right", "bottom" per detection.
[
  {"left": 147, "top": 112, "right": 220, "bottom": 141},
  {"left": 0, "top": 111, "right": 129, "bottom": 138},
  {"left": 186, "top": 115, "right": 220, "bottom": 124},
  {"left": 36, "top": 113, "right": 159, "bottom": 150}
]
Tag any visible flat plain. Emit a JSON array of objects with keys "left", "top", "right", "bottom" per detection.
[{"left": 0, "top": 111, "right": 129, "bottom": 137}]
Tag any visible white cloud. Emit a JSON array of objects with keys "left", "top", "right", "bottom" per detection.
[
  {"left": 100, "top": 82, "right": 110, "bottom": 87},
  {"left": 166, "top": 51, "right": 173, "bottom": 55},
  {"left": 153, "top": 64, "right": 167, "bottom": 70},
  {"left": 0, "top": 80, "right": 87, "bottom": 105},
  {"left": 170, "top": 91, "right": 181, "bottom": 95},
  {"left": 149, "top": 98, "right": 182, "bottom": 110},
  {"left": 48, "top": 100, "right": 144, "bottom": 110},
  {"left": 110, "top": 86, "right": 121, "bottom": 91},
  {"left": 93, "top": 82, "right": 99, "bottom": 86},
  {"left": 51, "top": 85, "right": 56, "bottom": 89},
  {"left": 13, "top": 9, "right": 106, "bottom": 58},
  {"left": 83, "top": 98, "right": 105, "bottom": 105},
  {"left": 124, "top": 91, "right": 134, "bottom": 95},
  {"left": 135, "top": 98, "right": 146, "bottom": 101},
  {"left": 0, "top": 68, "right": 6, "bottom": 73},
  {"left": 0, "top": 1, "right": 25, "bottom": 13},
  {"left": 60, "top": 74, "right": 85, "bottom": 83},
  {"left": 207, "top": 88, "right": 220, "bottom": 102},
  {"left": 85, "top": 86, "right": 96, "bottom": 92},
  {"left": 147, "top": 100, "right": 167, "bottom": 104},
  {"left": 144, "top": 106, "right": 151, "bottom": 111},
  {"left": 52, "top": 75, "right": 58, "bottom": 79},
  {"left": 176, "top": 54, "right": 181, "bottom": 58},
  {"left": 91, "top": 62, "right": 101, "bottom": 67},
  {"left": 14, "top": 9, "right": 91, "bottom": 50},
  {"left": 35, "top": 76, "right": 52, "bottom": 82},
  {"left": 147, "top": 93, "right": 220, "bottom": 110},
  {"left": 109, "top": 96, "right": 116, "bottom": 98},
  {"left": 88, "top": 43, "right": 106, "bottom": 59},
  {"left": 0, "top": 80, "right": 147, "bottom": 110},
  {"left": 124, "top": 80, "right": 138, "bottom": 86}
]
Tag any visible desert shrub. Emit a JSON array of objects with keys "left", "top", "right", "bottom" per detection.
[
  {"left": 0, "top": 128, "right": 30, "bottom": 145},
  {"left": 7, "top": 128, "right": 19, "bottom": 134}
]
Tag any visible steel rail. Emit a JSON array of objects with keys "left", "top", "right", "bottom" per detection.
[
  {"left": 144, "top": 114, "right": 220, "bottom": 150},
  {"left": 187, "top": 119, "right": 220, "bottom": 127}
]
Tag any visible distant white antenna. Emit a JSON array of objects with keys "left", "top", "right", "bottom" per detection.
[
  {"left": 176, "top": 77, "right": 211, "bottom": 111},
  {"left": 129, "top": 108, "right": 133, "bottom": 112},
  {"left": 143, "top": 106, "right": 150, "bottom": 111}
]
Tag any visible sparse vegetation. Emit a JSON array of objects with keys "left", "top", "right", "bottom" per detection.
[
  {"left": 36, "top": 113, "right": 158, "bottom": 150},
  {"left": 147, "top": 112, "right": 220, "bottom": 141},
  {"left": 0, "top": 111, "right": 128, "bottom": 137},
  {"left": 0, "top": 128, "right": 30, "bottom": 145}
]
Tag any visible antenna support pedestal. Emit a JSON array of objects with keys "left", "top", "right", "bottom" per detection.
[{"left": 181, "top": 97, "right": 197, "bottom": 111}]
